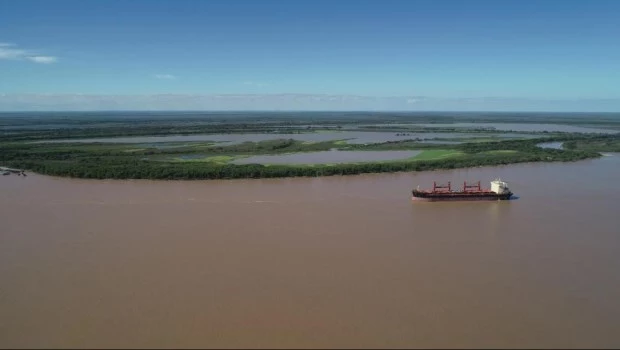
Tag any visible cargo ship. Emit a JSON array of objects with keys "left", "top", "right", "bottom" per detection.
[{"left": 412, "top": 179, "right": 513, "bottom": 202}]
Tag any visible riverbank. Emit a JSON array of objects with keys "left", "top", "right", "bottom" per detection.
[
  {"left": 2, "top": 116, "right": 618, "bottom": 180},
  {"left": 1, "top": 137, "right": 606, "bottom": 180},
  {"left": 0, "top": 167, "right": 26, "bottom": 176},
  {"left": 1, "top": 152, "right": 602, "bottom": 180}
]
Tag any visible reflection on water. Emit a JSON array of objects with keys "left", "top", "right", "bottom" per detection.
[
  {"left": 486, "top": 200, "right": 513, "bottom": 238},
  {"left": 537, "top": 141, "right": 564, "bottom": 150},
  {"left": 1, "top": 155, "right": 620, "bottom": 348}
]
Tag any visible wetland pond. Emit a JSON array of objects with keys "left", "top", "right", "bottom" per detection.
[
  {"left": 537, "top": 141, "right": 565, "bottom": 150},
  {"left": 37, "top": 131, "right": 528, "bottom": 145},
  {"left": 359, "top": 123, "right": 618, "bottom": 133},
  {"left": 415, "top": 123, "right": 617, "bottom": 133},
  {"left": 231, "top": 150, "right": 420, "bottom": 165}
]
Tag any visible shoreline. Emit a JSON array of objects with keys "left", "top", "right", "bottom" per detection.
[
  {"left": 3, "top": 118, "right": 618, "bottom": 182},
  {"left": 2, "top": 153, "right": 606, "bottom": 183}
]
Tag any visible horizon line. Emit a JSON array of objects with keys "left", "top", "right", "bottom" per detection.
[{"left": 1, "top": 110, "right": 619, "bottom": 114}]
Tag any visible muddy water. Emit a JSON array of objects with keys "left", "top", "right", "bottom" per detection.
[{"left": 1, "top": 156, "right": 620, "bottom": 348}]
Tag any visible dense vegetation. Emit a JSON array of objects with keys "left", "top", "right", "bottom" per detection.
[
  {"left": 2, "top": 114, "right": 618, "bottom": 180},
  {"left": 563, "top": 134, "right": 620, "bottom": 152},
  {"left": 3, "top": 111, "right": 619, "bottom": 141},
  {"left": 1, "top": 123, "right": 567, "bottom": 142},
  {"left": 1, "top": 136, "right": 608, "bottom": 180},
  {"left": 2, "top": 150, "right": 598, "bottom": 180},
  {"left": 2, "top": 111, "right": 619, "bottom": 127}
]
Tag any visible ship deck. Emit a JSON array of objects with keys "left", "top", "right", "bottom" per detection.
[
  {"left": 412, "top": 190, "right": 497, "bottom": 195},
  {"left": 411, "top": 189, "right": 513, "bottom": 201}
]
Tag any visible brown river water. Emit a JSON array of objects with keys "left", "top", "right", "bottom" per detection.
[{"left": 1, "top": 155, "right": 620, "bottom": 348}]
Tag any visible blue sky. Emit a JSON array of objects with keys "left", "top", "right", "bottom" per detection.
[{"left": 1, "top": 0, "right": 620, "bottom": 111}]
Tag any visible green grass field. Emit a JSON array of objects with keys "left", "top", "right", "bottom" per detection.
[
  {"left": 412, "top": 150, "right": 464, "bottom": 160},
  {"left": 172, "top": 155, "right": 244, "bottom": 164},
  {"left": 483, "top": 150, "right": 519, "bottom": 155}
]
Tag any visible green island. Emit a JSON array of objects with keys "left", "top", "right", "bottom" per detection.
[{"left": 1, "top": 112, "right": 619, "bottom": 180}]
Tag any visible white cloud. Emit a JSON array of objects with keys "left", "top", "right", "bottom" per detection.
[
  {"left": 407, "top": 96, "right": 429, "bottom": 104},
  {"left": 154, "top": 74, "right": 176, "bottom": 80},
  {"left": 0, "top": 42, "right": 58, "bottom": 64},
  {"left": 26, "top": 56, "right": 57, "bottom": 64},
  {"left": 0, "top": 46, "right": 27, "bottom": 60}
]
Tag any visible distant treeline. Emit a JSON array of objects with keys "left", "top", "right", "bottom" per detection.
[
  {"left": 1, "top": 124, "right": 561, "bottom": 142},
  {"left": 3, "top": 112, "right": 620, "bottom": 142},
  {"left": 0, "top": 125, "right": 322, "bottom": 142},
  {"left": 563, "top": 135, "right": 620, "bottom": 152},
  {"left": 2, "top": 111, "right": 620, "bottom": 126}
]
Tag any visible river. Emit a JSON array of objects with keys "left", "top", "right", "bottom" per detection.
[
  {"left": 1, "top": 155, "right": 619, "bottom": 348},
  {"left": 372, "top": 123, "right": 619, "bottom": 134}
]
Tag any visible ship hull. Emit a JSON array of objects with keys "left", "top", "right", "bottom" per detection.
[{"left": 411, "top": 191, "right": 513, "bottom": 202}]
